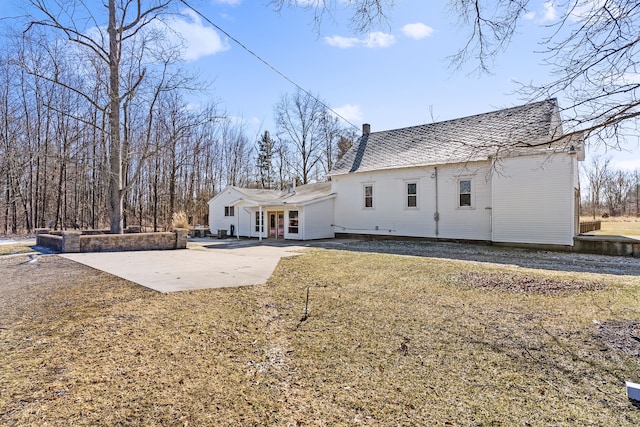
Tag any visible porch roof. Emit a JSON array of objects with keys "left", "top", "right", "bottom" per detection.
[{"left": 230, "top": 182, "right": 335, "bottom": 207}]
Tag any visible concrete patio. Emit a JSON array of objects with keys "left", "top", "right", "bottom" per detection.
[{"left": 61, "top": 238, "right": 308, "bottom": 293}]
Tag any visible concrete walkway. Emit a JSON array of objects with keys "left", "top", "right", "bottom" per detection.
[{"left": 61, "top": 239, "right": 307, "bottom": 293}]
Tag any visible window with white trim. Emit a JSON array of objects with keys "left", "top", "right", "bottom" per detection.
[
  {"left": 364, "top": 184, "right": 373, "bottom": 208},
  {"left": 288, "top": 211, "right": 299, "bottom": 234},
  {"left": 458, "top": 179, "right": 472, "bottom": 207},
  {"left": 406, "top": 182, "right": 417, "bottom": 208},
  {"left": 224, "top": 206, "right": 234, "bottom": 217},
  {"left": 255, "top": 211, "right": 264, "bottom": 232}
]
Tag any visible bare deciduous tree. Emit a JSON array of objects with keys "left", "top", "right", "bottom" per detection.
[
  {"left": 25, "top": 0, "right": 174, "bottom": 233},
  {"left": 270, "top": 0, "right": 394, "bottom": 32},
  {"left": 0, "top": 2, "right": 229, "bottom": 235},
  {"left": 274, "top": 89, "right": 328, "bottom": 184},
  {"left": 604, "top": 169, "right": 633, "bottom": 217},
  {"left": 452, "top": 0, "right": 640, "bottom": 150},
  {"left": 318, "top": 112, "right": 343, "bottom": 175},
  {"left": 277, "top": 0, "right": 640, "bottom": 153},
  {"left": 582, "top": 157, "right": 611, "bottom": 219}
]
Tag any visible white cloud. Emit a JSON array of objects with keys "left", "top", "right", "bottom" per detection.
[
  {"left": 569, "top": 0, "right": 622, "bottom": 23},
  {"left": 213, "top": 0, "right": 242, "bottom": 5},
  {"left": 542, "top": 1, "right": 557, "bottom": 22},
  {"left": 523, "top": 11, "right": 536, "bottom": 20},
  {"left": 401, "top": 23, "right": 434, "bottom": 40},
  {"left": 332, "top": 104, "right": 363, "bottom": 123},
  {"left": 324, "top": 35, "right": 361, "bottom": 48},
  {"left": 325, "top": 32, "right": 395, "bottom": 48},
  {"left": 165, "top": 9, "right": 230, "bottom": 61},
  {"left": 365, "top": 32, "right": 396, "bottom": 48}
]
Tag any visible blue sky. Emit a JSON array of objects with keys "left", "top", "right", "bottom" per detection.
[{"left": 3, "top": 0, "right": 639, "bottom": 170}]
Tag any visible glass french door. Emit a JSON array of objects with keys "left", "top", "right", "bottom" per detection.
[{"left": 268, "top": 211, "right": 285, "bottom": 239}]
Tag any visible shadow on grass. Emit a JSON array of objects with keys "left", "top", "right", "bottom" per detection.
[
  {"left": 313, "top": 239, "right": 640, "bottom": 277},
  {"left": 203, "top": 237, "right": 640, "bottom": 277}
]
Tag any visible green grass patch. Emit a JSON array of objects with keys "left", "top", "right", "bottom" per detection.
[{"left": 2, "top": 250, "right": 640, "bottom": 425}]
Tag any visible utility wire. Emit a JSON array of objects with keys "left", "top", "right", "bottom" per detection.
[{"left": 178, "top": 0, "right": 360, "bottom": 131}]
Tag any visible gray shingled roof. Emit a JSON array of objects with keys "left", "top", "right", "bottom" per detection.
[
  {"left": 232, "top": 182, "right": 334, "bottom": 205},
  {"left": 329, "top": 99, "right": 563, "bottom": 176}
]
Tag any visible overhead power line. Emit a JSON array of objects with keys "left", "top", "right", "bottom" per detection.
[{"left": 178, "top": 0, "right": 360, "bottom": 131}]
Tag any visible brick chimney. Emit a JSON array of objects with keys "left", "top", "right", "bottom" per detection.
[{"left": 362, "top": 123, "right": 371, "bottom": 136}]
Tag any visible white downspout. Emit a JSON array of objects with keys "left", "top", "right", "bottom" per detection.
[
  {"left": 259, "top": 205, "right": 263, "bottom": 242},
  {"left": 300, "top": 206, "right": 304, "bottom": 240},
  {"left": 434, "top": 167, "right": 439, "bottom": 237}
]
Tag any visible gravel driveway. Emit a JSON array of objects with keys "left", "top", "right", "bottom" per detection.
[{"left": 311, "top": 239, "right": 640, "bottom": 276}]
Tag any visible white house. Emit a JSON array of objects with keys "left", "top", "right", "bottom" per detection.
[
  {"left": 208, "top": 182, "right": 336, "bottom": 240},
  {"left": 209, "top": 99, "right": 584, "bottom": 247}
]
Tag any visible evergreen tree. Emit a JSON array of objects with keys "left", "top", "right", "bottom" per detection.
[{"left": 256, "top": 131, "right": 275, "bottom": 189}]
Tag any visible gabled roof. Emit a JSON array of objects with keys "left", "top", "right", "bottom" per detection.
[
  {"left": 329, "top": 99, "right": 566, "bottom": 176},
  {"left": 224, "top": 182, "right": 334, "bottom": 206}
]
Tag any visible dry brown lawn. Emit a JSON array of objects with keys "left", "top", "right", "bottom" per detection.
[
  {"left": 2, "top": 245, "right": 640, "bottom": 426},
  {"left": 0, "top": 244, "right": 35, "bottom": 256},
  {"left": 581, "top": 217, "right": 640, "bottom": 237},
  {"left": 596, "top": 221, "right": 640, "bottom": 237}
]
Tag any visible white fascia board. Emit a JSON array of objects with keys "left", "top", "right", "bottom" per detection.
[
  {"left": 208, "top": 186, "right": 241, "bottom": 204},
  {"left": 283, "top": 193, "right": 337, "bottom": 207}
]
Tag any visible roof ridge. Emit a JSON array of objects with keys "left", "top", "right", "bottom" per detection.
[
  {"left": 329, "top": 99, "right": 562, "bottom": 176},
  {"left": 367, "top": 99, "right": 557, "bottom": 136}
]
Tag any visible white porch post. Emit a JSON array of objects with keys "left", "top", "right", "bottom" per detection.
[{"left": 259, "top": 205, "right": 263, "bottom": 242}]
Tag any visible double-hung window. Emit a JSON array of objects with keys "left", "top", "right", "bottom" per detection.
[
  {"left": 364, "top": 185, "right": 374, "bottom": 209},
  {"left": 255, "top": 211, "right": 264, "bottom": 232},
  {"left": 406, "top": 182, "right": 417, "bottom": 208},
  {"left": 224, "top": 206, "right": 234, "bottom": 217},
  {"left": 458, "top": 179, "right": 472, "bottom": 207}
]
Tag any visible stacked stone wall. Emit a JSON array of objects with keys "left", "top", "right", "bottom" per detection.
[
  {"left": 36, "top": 228, "right": 188, "bottom": 253},
  {"left": 35, "top": 233, "right": 63, "bottom": 252}
]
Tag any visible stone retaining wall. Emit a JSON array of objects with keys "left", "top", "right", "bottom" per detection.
[
  {"left": 35, "top": 233, "right": 63, "bottom": 252},
  {"left": 573, "top": 235, "right": 640, "bottom": 257},
  {"left": 36, "top": 228, "right": 188, "bottom": 253}
]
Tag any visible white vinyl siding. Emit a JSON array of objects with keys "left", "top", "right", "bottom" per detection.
[
  {"left": 332, "top": 164, "right": 492, "bottom": 240},
  {"left": 491, "top": 153, "right": 575, "bottom": 246},
  {"left": 209, "top": 185, "right": 336, "bottom": 241},
  {"left": 300, "top": 198, "right": 335, "bottom": 240},
  {"left": 209, "top": 189, "right": 248, "bottom": 237}
]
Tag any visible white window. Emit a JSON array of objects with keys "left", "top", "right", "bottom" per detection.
[
  {"left": 224, "top": 206, "right": 234, "bottom": 217},
  {"left": 288, "top": 211, "right": 299, "bottom": 234},
  {"left": 458, "top": 179, "right": 472, "bottom": 207},
  {"left": 406, "top": 182, "right": 417, "bottom": 208},
  {"left": 255, "top": 211, "right": 264, "bottom": 232},
  {"left": 364, "top": 184, "right": 373, "bottom": 209}
]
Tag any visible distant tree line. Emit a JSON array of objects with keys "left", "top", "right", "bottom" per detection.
[
  {"left": 0, "top": 2, "right": 355, "bottom": 235},
  {"left": 581, "top": 158, "right": 640, "bottom": 219}
]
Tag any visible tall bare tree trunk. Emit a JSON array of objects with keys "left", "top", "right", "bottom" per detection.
[{"left": 108, "top": 0, "right": 123, "bottom": 233}]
